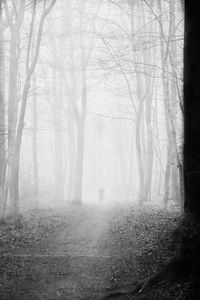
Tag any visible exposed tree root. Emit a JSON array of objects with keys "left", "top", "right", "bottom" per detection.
[{"left": 100, "top": 258, "right": 190, "bottom": 300}]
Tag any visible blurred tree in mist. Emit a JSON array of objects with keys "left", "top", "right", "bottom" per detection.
[
  {"left": 0, "top": 0, "right": 184, "bottom": 221},
  {"left": 101, "top": 0, "right": 183, "bottom": 207},
  {"left": 0, "top": 0, "right": 56, "bottom": 223}
]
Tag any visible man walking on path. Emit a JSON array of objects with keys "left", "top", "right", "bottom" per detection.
[{"left": 98, "top": 186, "right": 105, "bottom": 203}]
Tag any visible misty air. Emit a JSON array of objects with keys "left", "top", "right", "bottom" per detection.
[{"left": 1, "top": 1, "right": 200, "bottom": 299}]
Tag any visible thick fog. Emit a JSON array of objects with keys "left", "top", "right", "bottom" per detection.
[{"left": 0, "top": 0, "right": 183, "bottom": 215}]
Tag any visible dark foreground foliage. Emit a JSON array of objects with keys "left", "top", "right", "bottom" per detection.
[
  {"left": 102, "top": 208, "right": 200, "bottom": 300},
  {"left": 0, "top": 204, "right": 199, "bottom": 299}
]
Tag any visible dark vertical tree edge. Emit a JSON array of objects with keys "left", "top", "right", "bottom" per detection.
[{"left": 184, "top": 1, "right": 200, "bottom": 220}]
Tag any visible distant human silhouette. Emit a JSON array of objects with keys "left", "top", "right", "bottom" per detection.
[{"left": 98, "top": 186, "right": 105, "bottom": 203}]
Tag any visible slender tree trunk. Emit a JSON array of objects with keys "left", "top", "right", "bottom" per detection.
[
  {"left": 10, "top": 152, "right": 20, "bottom": 221},
  {"left": 32, "top": 75, "right": 39, "bottom": 197},
  {"left": 73, "top": 118, "right": 85, "bottom": 205},
  {"left": 10, "top": 83, "right": 29, "bottom": 219},
  {"left": 117, "top": 102, "right": 128, "bottom": 200},
  {"left": 0, "top": 4, "right": 6, "bottom": 219},
  {"left": 72, "top": 2, "right": 87, "bottom": 205},
  {"left": 67, "top": 115, "right": 76, "bottom": 202},
  {"left": 141, "top": 113, "right": 146, "bottom": 176},
  {"left": 72, "top": 64, "right": 87, "bottom": 206},
  {"left": 163, "top": 144, "right": 171, "bottom": 209},
  {"left": 128, "top": 127, "right": 135, "bottom": 200},
  {"left": 65, "top": 0, "right": 80, "bottom": 204},
  {"left": 73, "top": 61, "right": 87, "bottom": 205},
  {"left": 143, "top": 107, "right": 154, "bottom": 201},
  {"left": 7, "top": 26, "right": 20, "bottom": 218},
  {"left": 143, "top": 37, "right": 155, "bottom": 202},
  {"left": 130, "top": 2, "right": 145, "bottom": 205},
  {"left": 169, "top": 0, "right": 178, "bottom": 203},
  {"left": 157, "top": 169, "right": 162, "bottom": 197},
  {"left": 162, "top": 70, "right": 172, "bottom": 210},
  {"left": 135, "top": 98, "right": 145, "bottom": 205},
  {"left": 52, "top": 70, "right": 65, "bottom": 202},
  {"left": 178, "top": 162, "right": 184, "bottom": 213},
  {"left": 158, "top": 1, "right": 172, "bottom": 209}
]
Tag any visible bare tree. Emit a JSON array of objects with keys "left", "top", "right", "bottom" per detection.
[{"left": 3, "top": 0, "right": 56, "bottom": 222}]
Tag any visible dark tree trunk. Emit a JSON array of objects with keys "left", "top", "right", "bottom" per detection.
[{"left": 184, "top": 1, "right": 200, "bottom": 221}]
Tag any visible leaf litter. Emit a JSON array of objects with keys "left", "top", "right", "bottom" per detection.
[{"left": 0, "top": 203, "right": 189, "bottom": 300}]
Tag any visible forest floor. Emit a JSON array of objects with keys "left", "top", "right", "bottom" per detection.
[{"left": 0, "top": 202, "right": 190, "bottom": 300}]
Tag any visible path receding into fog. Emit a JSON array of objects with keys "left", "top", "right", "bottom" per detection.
[
  {"left": 0, "top": 203, "right": 181, "bottom": 300},
  {"left": 48, "top": 204, "right": 113, "bottom": 258},
  {"left": 0, "top": 204, "right": 124, "bottom": 300}
]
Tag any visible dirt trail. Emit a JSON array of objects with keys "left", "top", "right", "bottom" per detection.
[
  {"left": 0, "top": 204, "right": 181, "bottom": 300},
  {"left": 49, "top": 204, "right": 112, "bottom": 257},
  {"left": 0, "top": 204, "right": 122, "bottom": 300}
]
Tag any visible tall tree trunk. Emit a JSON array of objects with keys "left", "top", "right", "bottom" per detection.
[
  {"left": 163, "top": 144, "right": 171, "bottom": 209},
  {"left": 128, "top": 127, "right": 135, "bottom": 200},
  {"left": 184, "top": 1, "right": 200, "bottom": 219},
  {"left": 52, "top": 69, "right": 65, "bottom": 202},
  {"left": 72, "top": 60, "right": 87, "bottom": 205},
  {"left": 72, "top": 2, "right": 87, "bottom": 205},
  {"left": 142, "top": 14, "right": 155, "bottom": 202},
  {"left": 73, "top": 117, "right": 85, "bottom": 205},
  {"left": 130, "top": 2, "right": 145, "bottom": 205},
  {"left": 32, "top": 74, "right": 39, "bottom": 197},
  {"left": 117, "top": 101, "right": 128, "bottom": 200},
  {"left": 9, "top": 0, "right": 56, "bottom": 221},
  {"left": 7, "top": 27, "right": 19, "bottom": 217},
  {"left": 158, "top": 1, "right": 172, "bottom": 209},
  {"left": 3, "top": 0, "right": 26, "bottom": 220},
  {"left": 143, "top": 103, "right": 154, "bottom": 202},
  {"left": 10, "top": 152, "right": 20, "bottom": 221},
  {"left": 135, "top": 98, "right": 145, "bottom": 205},
  {"left": 49, "top": 29, "right": 65, "bottom": 202},
  {"left": 64, "top": 0, "right": 80, "bottom": 204},
  {"left": 67, "top": 114, "right": 76, "bottom": 202},
  {"left": 169, "top": 0, "right": 182, "bottom": 206},
  {"left": 0, "top": 3, "right": 6, "bottom": 219},
  {"left": 154, "top": 96, "right": 164, "bottom": 199},
  {"left": 10, "top": 83, "right": 29, "bottom": 220}
]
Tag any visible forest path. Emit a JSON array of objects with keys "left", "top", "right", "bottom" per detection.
[
  {"left": 0, "top": 204, "right": 127, "bottom": 300},
  {"left": 0, "top": 203, "right": 180, "bottom": 300},
  {"left": 48, "top": 204, "right": 114, "bottom": 257}
]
